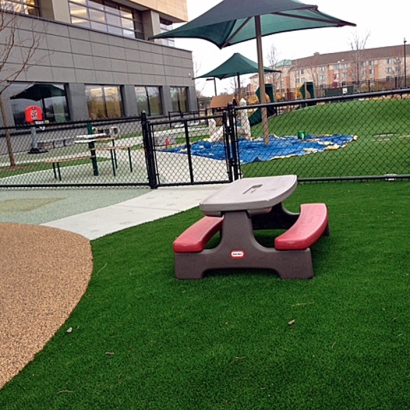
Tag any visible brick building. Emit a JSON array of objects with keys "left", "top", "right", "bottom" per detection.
[{"left": 249, "top": 44, "right": 410, "bottom": 101}]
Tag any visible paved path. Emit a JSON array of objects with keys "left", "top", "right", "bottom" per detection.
[{"left": 0, "top": 185, "right": 222, "bottom": 240}]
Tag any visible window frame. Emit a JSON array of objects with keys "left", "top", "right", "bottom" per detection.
[
  {"left": 85, "top": 84, "right": 123, "bottom": 119},
  {"left": 69, "top": 0, "right": 144, "bottom": 39},
  {"left": 170, "top": 87, "right": 188, "bottom": 113},
  {"left": 0, "top": 0, "right": 40, "bottom": 16},
  {"left": 135, "top": 86, "right": 163, "bottom": 117},
  {"left": 9, "top": 82, "right": 70, "bottom": 124}
]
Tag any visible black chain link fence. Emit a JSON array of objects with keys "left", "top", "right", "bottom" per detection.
[
  {"left": 144, "top": 113, "right": 231, "bottom": 187},
  {"left": 0, "top": 117, "right": 150, "bottom": 188},
  {"left": 235, "top": 88, "right": 410, "bottom": 181},
  {"left": 1, "top": 88, "right": 409, "bottom": 189}
]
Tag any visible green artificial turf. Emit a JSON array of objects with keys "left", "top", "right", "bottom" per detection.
[
  {"left": 1, "top": 181, "right": 409, "bottom": 409},
  {"left": 244, "top": 99, "right": 410, "bottom": 178}
]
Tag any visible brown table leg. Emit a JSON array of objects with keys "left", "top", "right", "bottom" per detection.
[{"left": 175, "top": 210, "right": 313, "bottom": 280}]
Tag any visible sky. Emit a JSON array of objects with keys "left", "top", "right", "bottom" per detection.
[{"left": 174, "top": 0, "right": 409, "bottom": 96}]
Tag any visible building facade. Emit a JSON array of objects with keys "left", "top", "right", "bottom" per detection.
[
  {"left": 0, "top": 0, "right": 197, "bottom": 126},
  {"left": 249, "top": 44, "right": 410, "bottom": 101}
]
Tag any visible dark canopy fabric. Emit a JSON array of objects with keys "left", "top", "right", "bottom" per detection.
[
  {"left": 10, "top": 84, "right": 66, "bottom": 101},
  {"left": 150, "top": 0, "right": 355, "bottom": 48},
  {"left": 195, "top": 53, "right": 279, "bottom": 80},
  {"left": 150, "top": 0, "right": 355, "bottom": 142}
]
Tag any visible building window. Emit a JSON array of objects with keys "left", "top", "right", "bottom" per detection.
[
  {"left": 319, "top": 75, "right": 326, "bottom": 82},
  {"left": 135, "top": 86, "right": 163, "bottom": 116},
  {"left": 319, "top": 66, "right": 325, "bottom": 72},
  {"left": 69, "top": 0, "right": 144, "bottom": 39},
  {"left": 386, "top": 58, "right": 392, "bottom": 64},
  {"left": 369, "top": 68, "right": 374, "bottom": 75},
  {"left": 160, "top": 18, "right": 174, "bottom": 47},
  {"left": 170, "top": 87, "right": 187, "bottom": 112},
  {"left": 10, "top": 82, "right": 69, "bottom": 124},
  {"left": 85, "top": 85, "right": 123, "bottom": 119},
  {"left": 0, "top": 0, "right": 40, "bottom": 16}
]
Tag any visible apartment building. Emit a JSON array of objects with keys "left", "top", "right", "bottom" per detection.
[
  {"left": 249, "top": 44, "right": 410, "bottom": 101},
  {"left": 0, "top": 0, "right": 196, "bottom": 126}
]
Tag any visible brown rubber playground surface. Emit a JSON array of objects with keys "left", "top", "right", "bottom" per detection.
[{"left": 0, "top": 223, "right": 93, "bottom": 389}]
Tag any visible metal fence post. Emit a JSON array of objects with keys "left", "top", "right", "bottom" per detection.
[
  {"left": 222, "top": 110, "right": 233, "bottom": 182},
  {"left": 141, "top": 111, "right": 158, "bottom": 189},
  {"left": 183, "top": 119, "right": 195, "bottom": 183},
  {"left": 87, "top": 121, "right": 99, "bottom": 176},
  {"left": 227, "top": 103, "right": 240, "bottom": 181}
]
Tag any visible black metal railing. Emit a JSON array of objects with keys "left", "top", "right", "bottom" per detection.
[{"left": 1, "top": 88, "right": 409, "bottom": 189}]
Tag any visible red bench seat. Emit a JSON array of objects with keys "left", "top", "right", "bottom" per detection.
[
  {"left": 274, "top": 203, "right": 328, "bottom": 250},
  {"left": 173, "top": 216, "right": 223, "bottom": 253}
]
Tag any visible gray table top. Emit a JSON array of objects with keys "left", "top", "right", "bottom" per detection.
[{"left": 200, "top": 175, "right": 298, "bottom": 217}]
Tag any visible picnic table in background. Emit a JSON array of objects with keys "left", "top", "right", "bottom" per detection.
[
  {"left": 75, "top": 133, "right": 115, "bottom": 176},
  {"left": 75, "top": 133, "right": 134, "bottom": 177}
]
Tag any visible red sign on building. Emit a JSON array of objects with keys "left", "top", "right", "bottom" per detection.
[{"left": 25, "top": 105, "right": 43, "bottom": 123}]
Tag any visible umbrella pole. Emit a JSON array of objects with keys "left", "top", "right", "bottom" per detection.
[
  {"left": 255, "top": 16, "right": 269, "bottom": 144},
  {"left": 237, "top": 73, "right": 240, "bottom": 100}
]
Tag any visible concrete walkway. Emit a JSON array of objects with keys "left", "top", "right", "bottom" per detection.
[
  {"left": 43, "top": 185, "right": 221, "bottom": 239},
  {"left": 0, "top": 185, "right": 221, "bottom": 240}
]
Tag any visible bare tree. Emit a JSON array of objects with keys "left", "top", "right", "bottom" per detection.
[
  {"left": 0, "top": 8, "right": 47, "bottom": 167},
  {"left": 289, "top": 59, "right": 301, "bottom": 99},
  {"left": 265, "top": 43, "right": 280, "bottom": 85},
  {"left": 307, "top": 53, "right": 321, "bottom": 88},
  {"left": 348, "top": 30, "right": 370, "bottom": 90},
  {"left": 226, "top": 75, "right": 247, "bottom": 100},
  {"left": 393, "top": 57, "right": 403, "bottom": 87},
  {"left": 192, "top": 54, "right": 208, "bottom": 98}
]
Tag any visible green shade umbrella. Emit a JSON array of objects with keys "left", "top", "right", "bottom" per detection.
[
  {"left": 151, "top": 0, "right": 355, "bottom": 48},
  {"left": 150, "top": 0, "right": 355, "bottom": 142},
  {"left": 195, "top": 53, "right": 280, "bottom": 97},
  {"left": 195, "top": 52, "right": 279, "bottom": 80}
]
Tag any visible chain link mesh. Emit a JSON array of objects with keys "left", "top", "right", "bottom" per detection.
[{"left": 1, "top": 89, "right": 409, "bottom": 189}]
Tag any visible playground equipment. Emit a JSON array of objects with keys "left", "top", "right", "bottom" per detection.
[
  {"left": 249, "top": 84, "right": 277, "bottom": 126},
  {"left": 208, "top": 118, "right": 224, "bottom": 142},
  {"left": 237, "top": 98, "right": 251, "bottom": 138},
  {"left": 299, "top": 82, "right": 316, "bottom": 107}
]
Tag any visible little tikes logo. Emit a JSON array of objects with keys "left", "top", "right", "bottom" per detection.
[{"left": 230, "top": 250, "right": 245, "bottom": 259}]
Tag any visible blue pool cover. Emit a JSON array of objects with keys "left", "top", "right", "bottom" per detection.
[{"left": 164, "top": 134, "right": 357, "bottom": 164}]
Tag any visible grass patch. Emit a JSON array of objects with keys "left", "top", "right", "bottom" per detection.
[
  {"left": 263, "top": 99, "right": 410, "bottom": 137},
  {"left": 0, "top": 163, "right": 49, "bottom": 178},
  {"left": 1, "top": 181, "right": 409, "bottom": 409},
  {"left": 244, "top": 99, "right": 410, "bottom": 178},
  {"left": 176, "top": 134, "right": 209, "bottom": 144},
  {"left": 0, "top": 158, "right": 111, "bottom": 179}
]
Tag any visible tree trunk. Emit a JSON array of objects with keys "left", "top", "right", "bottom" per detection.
[{"left": 0, "top": 93, "right": 16, "bottom": 167}]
